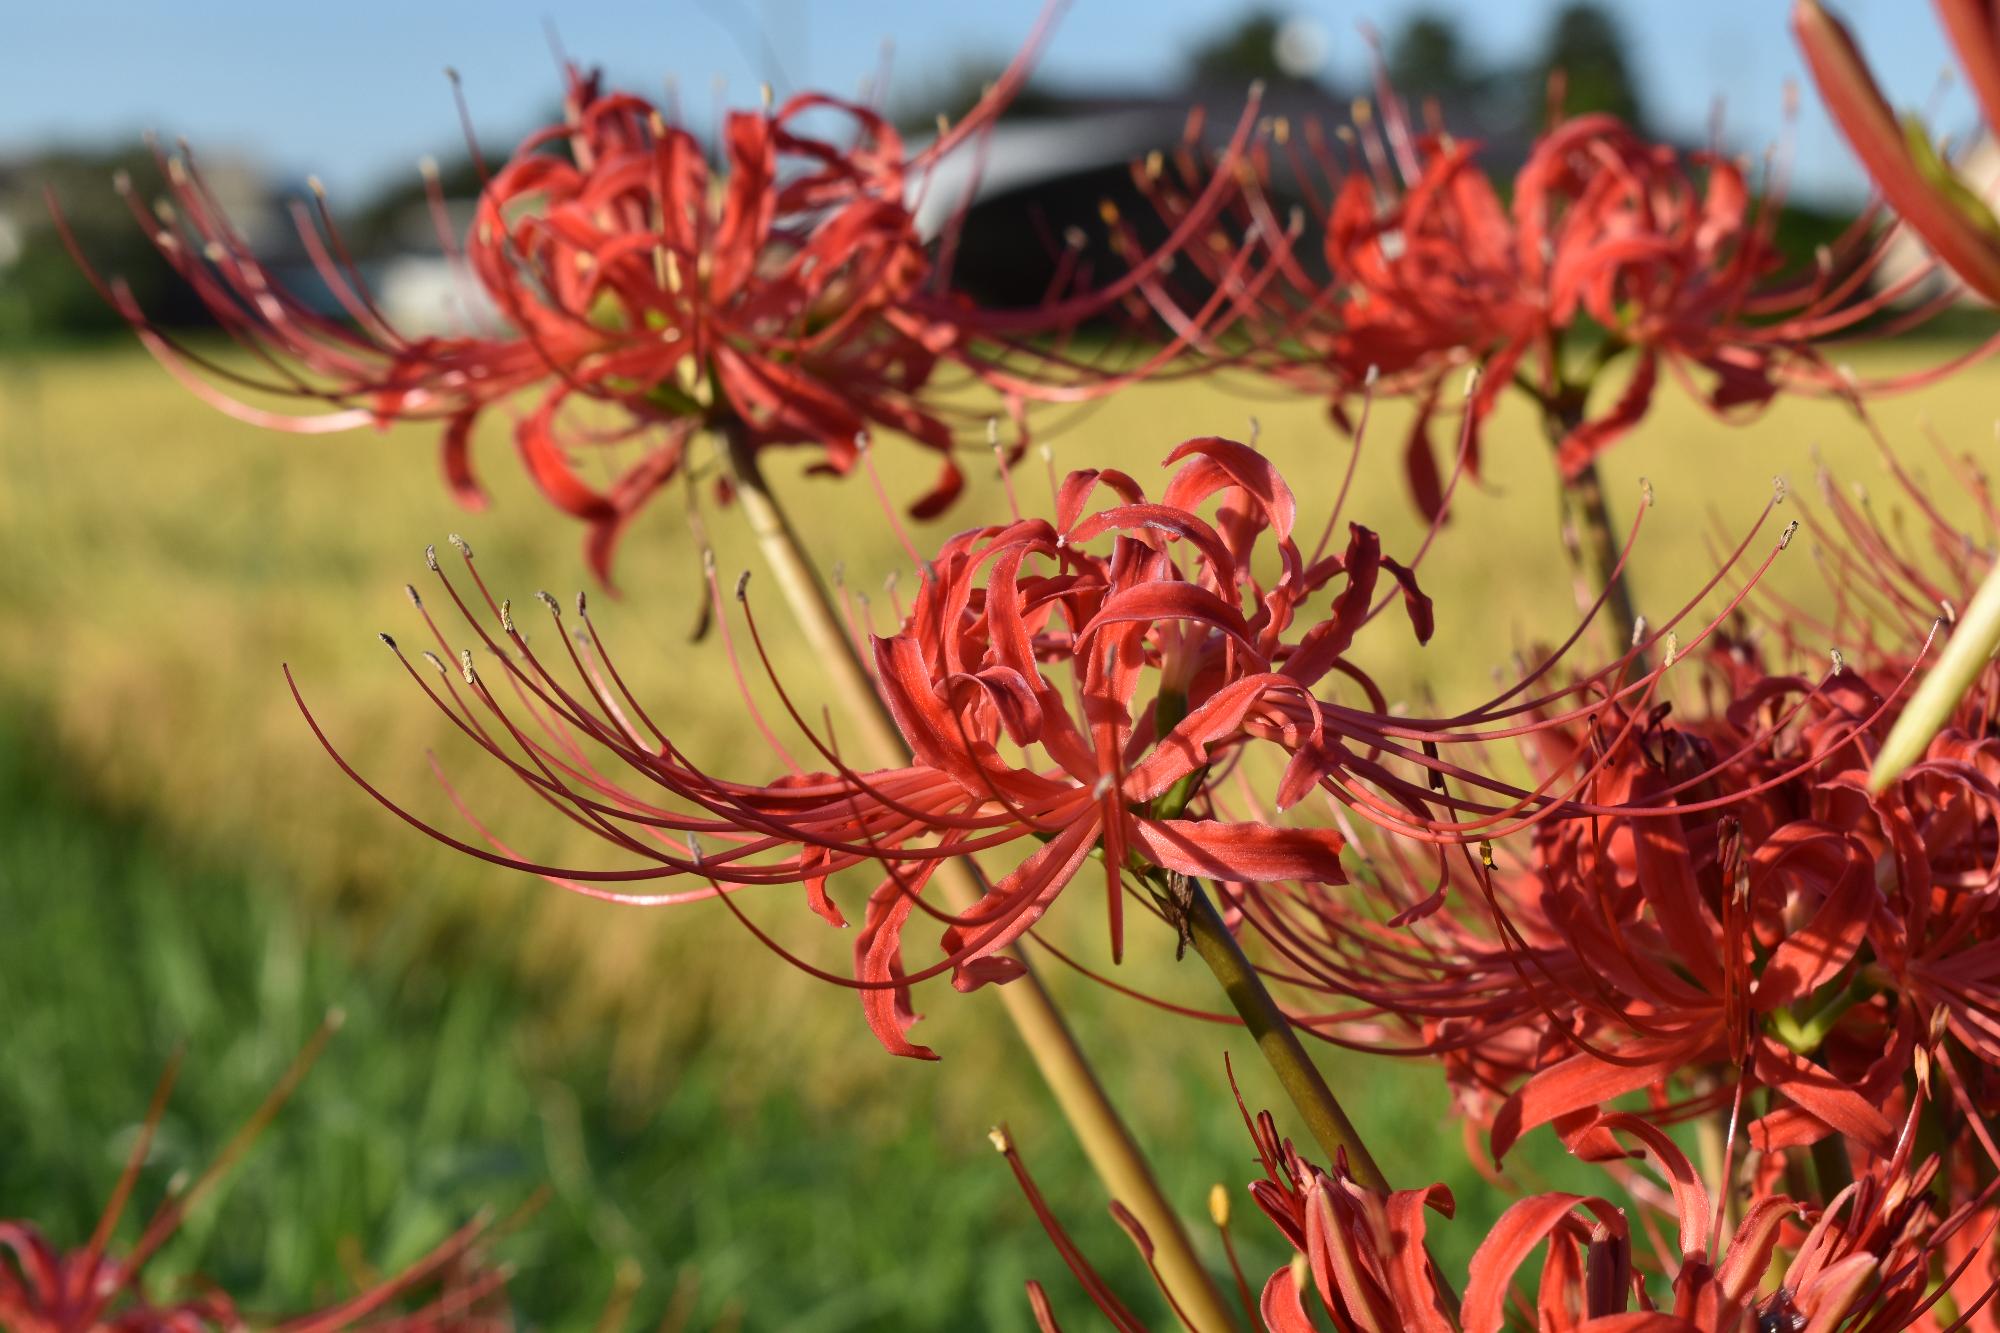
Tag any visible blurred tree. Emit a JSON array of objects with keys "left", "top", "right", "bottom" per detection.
[
  {"left": 337, "top": 153, "right": 485, "bottom": 256},
  {"left": 1386, "top": 10, "right": 1490, "bottom": 116},
  {"left": 0, "top": 149, "right": 207, "bottom": 344},
  {"left": 1185, "top": 9, "right": 1322, "bottom": 90},
  {"left": 1528, "top": 2, "right": 1647, "bottom": 131}
]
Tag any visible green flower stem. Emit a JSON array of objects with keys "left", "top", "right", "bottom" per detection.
[
  {"left": 1869, "top": 560, "right": 2000, "bottom": 790},
  {"left": 1176, "top": 875, "right": 1388, "bottom": 1190},
  {"left": 1540, "top": 389, "right": 1642, "bottom": 656},
  {"left": 719, "top": 422, "right": 1241, "bottom": 1333}
]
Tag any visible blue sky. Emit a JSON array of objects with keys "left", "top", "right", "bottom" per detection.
[{"left": 0, "top": 1, "right": 1970, "bottom": 206}]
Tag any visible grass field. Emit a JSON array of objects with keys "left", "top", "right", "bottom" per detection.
[{"left": 3, "top": 338, "right": 1996, "bottom": 1326}]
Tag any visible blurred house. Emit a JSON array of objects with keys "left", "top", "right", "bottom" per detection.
[
  {"left": 910, "top": 80, "right": 1538, "bottom": 312},
  {"left": 308, "top": 190, "right": 502, "bottom": 336}
]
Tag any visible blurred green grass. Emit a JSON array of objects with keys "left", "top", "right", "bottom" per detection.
[
  {"left": 3, "top": 338, "right": 1997, "bottom": 1324},
  {"left": 0, "top": 703, "right": 1282, "bottom": 1329}
]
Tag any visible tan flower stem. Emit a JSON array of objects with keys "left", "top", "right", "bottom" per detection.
[
  {"left": 1175, "top": 875, "right": 1388, "bottom": 1190},
  {"left": 718, "top": 423, "right": 1240, "bottom": 1333}
]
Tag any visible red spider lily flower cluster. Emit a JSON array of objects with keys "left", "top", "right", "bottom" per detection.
[
  {"left": 1795, "top": 0, "right": 2000, "bottom": 305},
  {"left": 293, "top": 438, "right": 1456, "bottom": 1059},
  {"left": 294, "top": 435, "right": 1815, "bottom": 1066},
  {"left": 61, "top": 15, "right": 1280, "bottom": 587},
  {"left": 1001, "top": 1078, "right": 2000, "bottom": 1332},
  {"left": 0, "top": 1023, "right": 510, "bottom": 1333},
  {"left": 1180, "top": 439, "right": 2000, "bottom": 1182},
  {"left": 1795, "top": 0, "right": 2000, "bottom": 798},
  {"left": 1143, "top": 71, "right": 1937, "bottom": 520}
]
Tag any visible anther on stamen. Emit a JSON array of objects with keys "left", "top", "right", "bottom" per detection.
[
  {"left": 449, "top": 532, "right": 474, "bottom": 558},
  {"left": 404, "top": 584, "right": 423, "bottom": 609},
  {"left": 1631, "top": 615, "right": 1647, "bottom": 649},
  {"left": 458, "top": 648, "right": 476, "bottom": 684},
  {"left": 536, "top": 590, "right": 560, "bottom": 616},
  {"left": 688, "top": 833, "right": 705, "bottom": 867},
  {"left": 424, "top": 544, "right": 440, "bottom": 572},
  {"left": 735, "top": 571, "right": 751, "bottom": 602},
  {"left": 1941, "top": 598, "right": 1957, "bottom": 624},
  {"left": 1662, "top": 632, "right": 1679, "bottom": 668},
  {"left": 988, "top": 1125, "right": 1013, "bottom": 1154},
  {"left": 1778, "top": 520, "right": 1799, "bottom": 550},
  {"left": 574, "top": 590, "right": 587, "bottom": 616},
  {"left": 1364, "top": 364, "right": 1381, "bottom": 387},
  {"left": 1207, "top": 1183, "right": 1230, "bottom": 1228},
  {"left": 1830, "top": 648, "right": 1845, "bottom": 676},
  {"left": 1462, "top": 365, "right": 1480, "bottom": 400},
  {"left": 379, "top": 632, "right": 398, "bottom": 650},
  {"left": 1639, "top": 477, "right": 1654, "bottom": 507},
  {"left": 1772, "top": 475, "right": 1788, "bottom": 504},
  {"left": 421, "top": 650, "right": 447, "bottom": 675},
  {"left": 500, "top": 600, "right": 515, "bottom": 635}
]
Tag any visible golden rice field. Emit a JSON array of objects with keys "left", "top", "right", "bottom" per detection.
[{"left": 2, "top": 337, "right": 1994, "bottom": 1169}]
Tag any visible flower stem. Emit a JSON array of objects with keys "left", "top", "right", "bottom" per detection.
[
  {"left": 1561, "top": 459, "right": 1641, "bottom": 652},
  {"left": 1868, "top": 559, "right": 2000, "bottom": 790},
  {"left": 1176, "top": 876, "right": 1388, "bottom": 1190},
  {"left": 1179, "top": 877, "right": 1461, "bottom": 1318},
  {"left": 719, "top": 423, "right": 1240, "bottom": 1333},
  {"left": 1545, "top": 398, "right": 1641, "bottom": 654}
]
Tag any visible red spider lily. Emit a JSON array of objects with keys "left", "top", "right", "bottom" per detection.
[
  {"left": 1794, "top": 0, "right": 2000, "bottom": 305},
  {"left": 289, "top": 438, "right": 1436, "bottom": 1059},
  {"left": 1144, "top": 69, "right": 1938, "bottom": 520},
  {"left": 286, "top": 434, "right": 1809, "bottom": 1063},
  {"left": 1000, "top": 1077, "right": 2000, "bottom": 1332},
  {"left": 1794, "top": 0, "right": 2000, "bottom": 795},
  {"left": 58, "top": 14, "right": 1279, "bottom": 588},
  {"left": 1156, "top": 438, "right": 2000, "bottom": 1169},
  {"left": 0, "top": 1020, "right": 511, "bottom": 1333}
]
